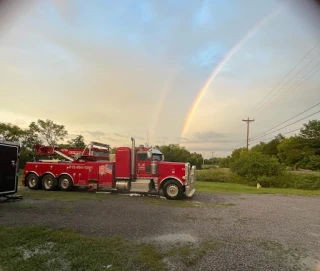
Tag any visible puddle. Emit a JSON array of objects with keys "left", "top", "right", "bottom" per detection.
[{"left": 19, "top": 242, "right": 55, "bottom": 260}]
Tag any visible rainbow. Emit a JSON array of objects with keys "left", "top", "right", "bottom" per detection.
[{"left": 180, "top": 0, "right": 290, "bottom": 138}]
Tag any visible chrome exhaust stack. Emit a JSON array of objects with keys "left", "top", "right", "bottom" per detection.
[{"left": 131, "top": 137, "right": 135, "bottom": 180}]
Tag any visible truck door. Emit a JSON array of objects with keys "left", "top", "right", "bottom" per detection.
[
  {"left": 97, "top": 162, "right": 114, "bottom": 188},
  {"left": 136, "top": 151, "right": 152, "bottom": 178},
  {"left": 0, "top": 141, "right": 20, "bottom": 196}
]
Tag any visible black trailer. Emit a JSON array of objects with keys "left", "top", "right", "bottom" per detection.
[{"left": 0, "top": 140, "right": 20, "bottom": 197}]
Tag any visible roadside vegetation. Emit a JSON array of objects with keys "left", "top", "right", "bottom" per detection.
[
  {"left": 197, "top": 168, "right": 320, "bottom": 190},
  {"left": 198, "top": 119, "right": 320, "bottom": 191}
]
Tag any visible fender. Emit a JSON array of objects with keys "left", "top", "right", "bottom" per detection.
[
  {"left": 159, "top": 176, "right": 184, "bottom": 188},
  {"left": 42, "top": 172, "right": 56, "bottom": 178},
  {"left": 25, "top": 171, "right": 39, "bottom": 177},
  {"left": 58, "top": 172, "right": 75, "bottom": 183}
]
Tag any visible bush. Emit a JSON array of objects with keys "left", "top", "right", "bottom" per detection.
[
  {"left": 197, "top": 169, "right": 237, "bottom": 183},
  {"left": 257, "top": 173, "right": 320, "bottom": 190},
  {"left": 196, "top": 165, "right": 320, "bottom": 190},
  {"left": 230, "top": 151, "right": 284, "bottom": 181}
]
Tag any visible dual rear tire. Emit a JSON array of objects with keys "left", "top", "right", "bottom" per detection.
[{"left": 26, "top": 174, "right": 73, "bottom": 191}]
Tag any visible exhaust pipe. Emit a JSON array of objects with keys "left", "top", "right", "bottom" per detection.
[{"left": 131, "top": 137, "right": 135, "bottom": 180}]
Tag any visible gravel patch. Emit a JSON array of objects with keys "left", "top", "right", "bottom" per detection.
[{"left": 1, "top": 190, "right": 319, "bottom": 271}]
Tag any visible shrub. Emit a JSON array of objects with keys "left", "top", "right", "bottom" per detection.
[
  {"left": 257, "top": 173, "right": 320, "bottom": 190},
  {"left": 230, "top": 151, "right": 284, "bottom": 181},
  {"left": 197, "top": 169, "right": 237, "bottom": 183}
]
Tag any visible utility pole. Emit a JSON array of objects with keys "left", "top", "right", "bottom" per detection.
[
  {"left": 242, "top": 117, "right": 254, "bottom": 150},
  {"left": 203, "top": 153, "right": 205, "bottom": 166},
  {"left": 211, "top": 151, "right": 214, "bottom": 165}
]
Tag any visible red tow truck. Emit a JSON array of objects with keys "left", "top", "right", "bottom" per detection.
[{"left": 22, "top": 137, "right": 196, "bottom": 200}]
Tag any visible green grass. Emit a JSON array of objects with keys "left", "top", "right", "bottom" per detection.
[
  {"left": 165, "top": 240, "right": 220, "bottom": 266},
  {"left": 197, "top": 168, "right": 320, "bottom": 190},
  {"left": 195, "top": 181, "right": 320, "bottom": 195},
  {"left": 0, "top": 226, "right": 219, "bottom": 271}
]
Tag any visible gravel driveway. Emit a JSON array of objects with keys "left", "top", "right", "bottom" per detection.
[{"left": 1, "top": 189, "right": 319, "bottom": 271}]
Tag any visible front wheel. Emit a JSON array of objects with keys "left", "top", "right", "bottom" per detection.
[{"left": 163, "top": 179, "right": 183, "bottom": 200}]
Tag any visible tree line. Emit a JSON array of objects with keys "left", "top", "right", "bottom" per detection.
[
  {"left": 219, "top": 119, "right": 320, "bottom": 172},
  {"left": 1, "top": 118, "right": 318, "bottom": 171},
  {"left": 0, "top": 119, "right": 205, "bottom": 169}
]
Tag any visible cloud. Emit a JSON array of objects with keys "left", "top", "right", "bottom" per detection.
[
  {"left": 191, "top": 44, "right": 225, "bottom": 68},
  {"left": 1, "top": 0, "right": 319, "bottom": 158},
  {"left": 193, "top": 130, "right": 226, "bottom": 140}
]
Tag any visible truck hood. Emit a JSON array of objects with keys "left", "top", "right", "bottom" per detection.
[{"left": 158, "top": 161, "right": 186, "bottom": 166}]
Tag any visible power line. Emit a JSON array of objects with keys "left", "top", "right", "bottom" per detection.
[
  {"left": 249, "top": 110, "right": 320, "bottom": 142},
  {"left": 250, "top": 101, "right": 320, "bottom": 141},
  {"left": 261, "top": 63, "right": 320, "bottom": 112},
  {"left": 254, "top": 52, "right": 320, "bottom": 116},
  {"left": 247, "top": 40, "right": 320, "bottom": 117},
  {"left": 250, "top": 128, "right": 301, "bottom": 144}
]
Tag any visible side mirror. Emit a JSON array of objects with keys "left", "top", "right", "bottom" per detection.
[
  {"left": 147, "top": 150, "right": 152, "bottom": 159},
  {"left": 162, "top": 155, "right": 165, "bottom": 161}
]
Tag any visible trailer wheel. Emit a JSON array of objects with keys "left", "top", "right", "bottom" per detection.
[
  {"left": 26, "top": 173, "right": 41, "bottom": 190},
  {"left": 42, "top": 174, "right": 57, "bottom": 191},
  {"left": 58, "top": 175, "right": 73, "bottom": 191},
  {"left": 163, "top": 179, "right": 183, "bottom": 200}
]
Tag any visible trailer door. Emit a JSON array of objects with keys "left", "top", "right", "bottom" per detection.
[{"left": 0, "top": 142, "right": 19, "bottom": 196}]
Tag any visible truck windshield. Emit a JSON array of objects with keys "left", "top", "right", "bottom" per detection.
[{"left": 152, "top": 154, "right": 162, "bottom": 161}]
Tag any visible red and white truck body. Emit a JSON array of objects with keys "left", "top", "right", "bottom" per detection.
[{"left": 22, "top": 138, "right": 196, "bottom": 200}]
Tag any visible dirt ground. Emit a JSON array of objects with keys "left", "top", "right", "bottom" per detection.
[{"left": 1, "top": 188, "right": 320, "bottom": 271}]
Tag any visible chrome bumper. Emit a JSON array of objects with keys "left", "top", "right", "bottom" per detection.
[{"left": 185, "top": 165, "right": 196, "bottom": 197}]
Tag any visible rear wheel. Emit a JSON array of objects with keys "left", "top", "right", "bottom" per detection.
[
  {"left": 163, "top": 179, "right": 183, "bottom": 200},
  {"left": 26, "top": 173, "right": 41, "bottom": 190},
  {"left": 58, "top": 175, "right": 73, "bottom": 191},
  {"left": 42, "top": 174, "right": 57, "bottom": 191}
]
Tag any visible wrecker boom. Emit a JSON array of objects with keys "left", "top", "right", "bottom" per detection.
[{"left": 33, "top": 142, "right": 110, "bottom": 161}]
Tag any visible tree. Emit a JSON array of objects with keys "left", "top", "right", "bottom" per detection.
[
  {"left": 218, "top": 156, "right": 231, "bottom": 168},
  {"left": 21, "top": 128, "right": 42, "bottom": 150},
  {"left": 263, "top": 134, "right": 284, "bottom": 156},
  {"left": 157, "top": 144, "right": 203, "bottom": 169},
  {"left": 0, "top": 123, "right": 25, "bottom": 142},
  {"left": 250, "top": 134, "right": 284, "bottom": 160},
  {"left": 29, "top": 119, "right": 68, "bottom": 146},
  {"left": 277, "top": 137, "right": 307, "bottom": 168},
  {"left": 67, "top": 135, "right": 86, "bottom": 148},
  {"left": 250, "top": 142, "right": 266, "bottom": 154},
  {"left": 300, "top": 120, "right": 320, "bottom": 140},
  {"left": 230, "top": 151, "right": 284, "bottom": 181}
]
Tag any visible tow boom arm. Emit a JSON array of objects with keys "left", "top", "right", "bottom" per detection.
[{"left": 33, "top": 141, "right": 110, "bottom": 161}]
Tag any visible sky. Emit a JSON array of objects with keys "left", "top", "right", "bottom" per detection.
[{"left": 0, "top": 0, "right": 320, "bottom": 158}]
